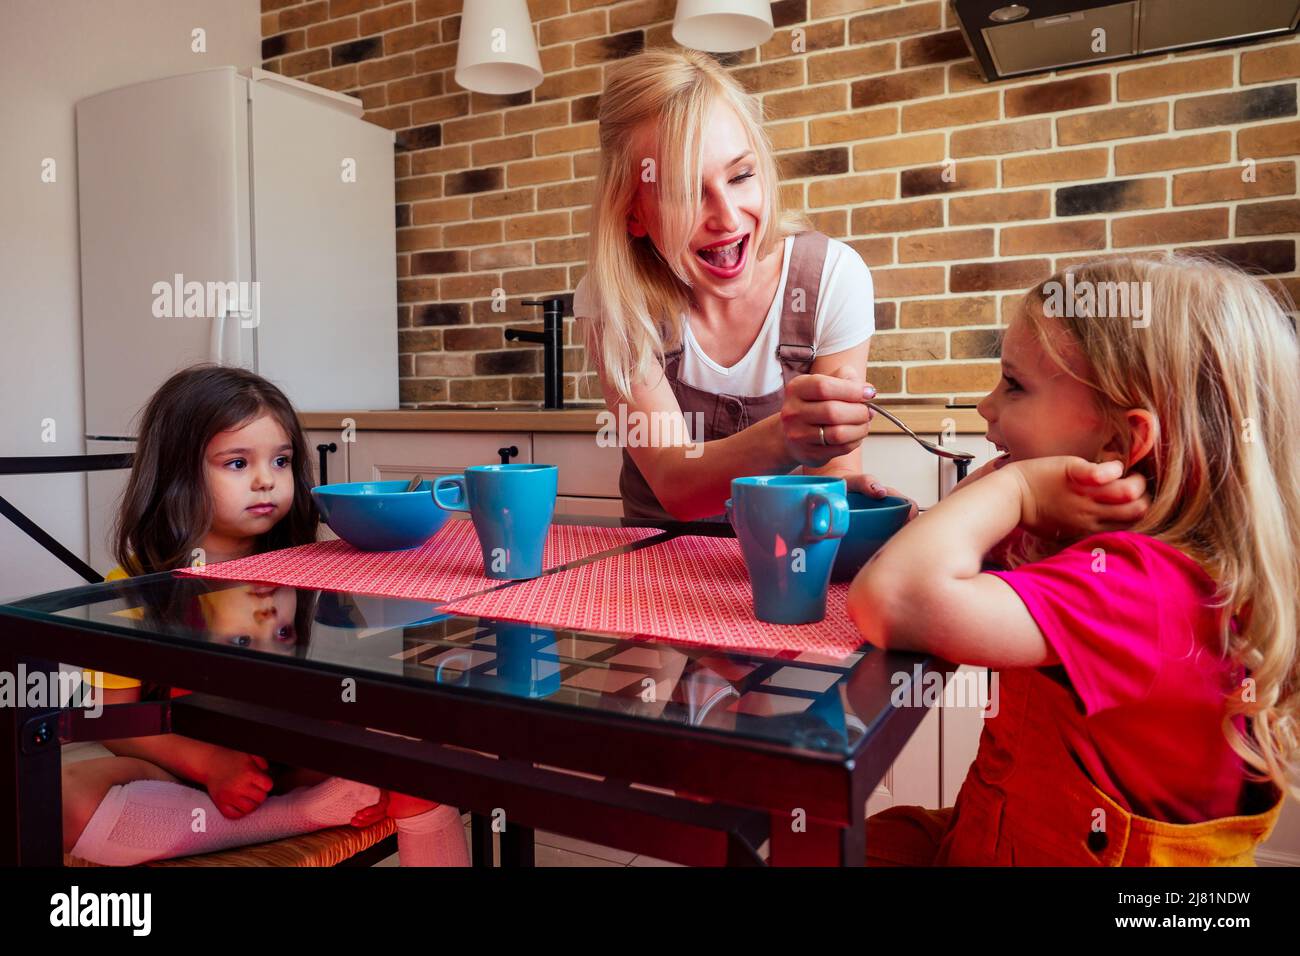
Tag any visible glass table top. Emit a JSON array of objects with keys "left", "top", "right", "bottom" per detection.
[{"left": 0, "top": 517, "right": 931, "bottom": 760}]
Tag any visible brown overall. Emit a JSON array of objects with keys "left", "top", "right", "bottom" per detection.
[{"left": 620, "top": 231, "right": 832, "bottom": 521}]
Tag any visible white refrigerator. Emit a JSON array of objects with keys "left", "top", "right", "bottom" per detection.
[{"left": 77, "top": 66, "right": 398, "bottom": 571}]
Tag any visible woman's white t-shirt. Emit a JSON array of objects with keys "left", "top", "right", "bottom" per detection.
[{"left": 574, "top": 235, "right": 875, "bottom": 397}]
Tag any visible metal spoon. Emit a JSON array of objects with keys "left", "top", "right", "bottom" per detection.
[
  {"left": 866, "top": 402, "right": 975, "bottom": 463},
  {"left": 404, "top": 474, "right": 424, "bottom": 492}
]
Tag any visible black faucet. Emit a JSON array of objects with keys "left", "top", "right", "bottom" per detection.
[{"left": 505, "top": 297, "right": 566, "bottom": 409}]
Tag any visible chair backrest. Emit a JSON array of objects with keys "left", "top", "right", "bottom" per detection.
[{"left": 0, "top": 454, "right": 135, "bottom": 584}]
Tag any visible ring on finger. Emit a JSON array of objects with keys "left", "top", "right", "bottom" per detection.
[{"left": 819, "top": 425, "right": 827, "bottom": 446}]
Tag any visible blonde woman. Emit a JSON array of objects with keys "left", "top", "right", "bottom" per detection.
[
  {"left": 575, "top": 50, "right": 896, "bottom": 521},
  {"left": 849, "top": 255, "right": 1299, "bottom": 864}
]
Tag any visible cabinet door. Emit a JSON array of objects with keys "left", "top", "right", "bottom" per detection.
[
  {"left": 555, "top": 496, "right": 626, "bottom": 518},
  {"left": 866, "top": 704, "right": 942, "bottom": 816},
  {"left": 941, "top": 665, "right": 991, "bottom": 806},
  {"left": 934, "top": 433, "right": 999, "bottom": 806},
  {"left": 348, "top": 431, "right": 533, "bottom": 486},
  {"left": 305, "top": 429, "right": 348, "bottom": 487},
  {"left": 858, "top": 434, "right": 939, "bottom": 508},
  {"left": 86, "top": 439, "right": 135, "bottom": 575},
  {"left": 533, "top": 433, "right": 623, "bottom": 498},
  {"left": 938, "top": 431, "right": 999, "bottom": 498},
  {"left": 1259, "top": 800, "right": 1300, "bottom": 867},
  {"left": 345, "top": 431, "right": 533, "bottom": 489},
  {"left": 349, "top": 431, "right": 532, "bottom": 526}
]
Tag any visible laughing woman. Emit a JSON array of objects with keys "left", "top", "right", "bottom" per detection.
[{"left": 575, "top": 49, "right": 906, "bottom": 521}]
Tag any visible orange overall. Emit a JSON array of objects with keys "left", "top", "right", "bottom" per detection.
[{"left": 865, "top": 667, "right": 1284, "bottom": 866}]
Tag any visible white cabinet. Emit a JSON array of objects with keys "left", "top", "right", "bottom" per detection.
[
  {"left": 348, "top": 430, "right": 532, "bottom": 485},
  {"left": 858, "top": 433, "right": 940, "bottom": 508},
  {"left": 85, "top": 439, "right": 135, "bottom": 576},
  {"left": 938, "top": 432, "right": 999, "bottom": 498},
  {"left": 940, "top": 666, "right": 989, "bottom": 806},
  {"left": 555, "top": 496, "right": 626, "bottom": 517},
  {"left": 867, "top": 704, "right": 942, "bottom": 816},
  {"left": 348, "top": 430, "right": 533, "bottom": 524},
  {"left": 1261, "top": 800, "right": 1300, "bottom": 866},
  {"left": 304, "top": 428, "right": 349, "bottom": 488},
  {"left": 533, "top": 433, "right": 623, "bottom": 498}
]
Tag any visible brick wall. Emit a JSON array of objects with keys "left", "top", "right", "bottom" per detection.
[{"left": 259, "top": 0, "right": 1300, "bottom": 407}]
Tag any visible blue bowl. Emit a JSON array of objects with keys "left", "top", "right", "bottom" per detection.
[
  {"left": 830, "top": 493, "right": 911, "bottom": 582},
  {"left": 311, "top": 479, "right": 453, "bottom": 552}
]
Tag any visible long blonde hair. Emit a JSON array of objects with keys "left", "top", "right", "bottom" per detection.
[
  {"left": 585, "top": 49, "right": 809, "bottom": 399},
  {"left": 1020, "top": 254, "right": 1300, "bottom": 799}
]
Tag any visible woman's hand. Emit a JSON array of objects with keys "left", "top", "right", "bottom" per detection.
[
  {"left": 1006, "top": 457, "right": 1150, "bottom": 541},
  {"left": 205, "top": 751, "right": 274, "bottom": 819},
  {"left": 782, "top": 366, "right": 877, "bottom": 467},
  {"left": 841, "top": 473, "right": 919, "bottom": 521}
]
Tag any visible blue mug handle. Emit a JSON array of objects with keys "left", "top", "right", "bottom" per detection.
[
  {"left": 433, "top": 475, "right": 469, "bottom": 512},
  {"left": 805, "top": 492, "right": 850, "bottom": 541}
]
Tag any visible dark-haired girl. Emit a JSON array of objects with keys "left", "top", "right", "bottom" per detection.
[{"left": 63, "top": 364, "right": 468, "bottom": 866}]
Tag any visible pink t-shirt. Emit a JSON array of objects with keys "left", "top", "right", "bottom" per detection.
[{"left": 988, "top": 530, "right": 1248, "bottom": 824}]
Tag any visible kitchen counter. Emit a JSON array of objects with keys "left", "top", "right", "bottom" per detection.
[{"left": 298, "top": 404, "right": 988, "bottom": 435}]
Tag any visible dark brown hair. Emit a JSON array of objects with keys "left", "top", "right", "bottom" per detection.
[{"left": 113, "top": 364, "right": 319, "bottom": 575}]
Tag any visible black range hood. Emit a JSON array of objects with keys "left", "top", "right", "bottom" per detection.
[{"left": 951, "top": 0, "right": 1300, "bottom": 81}]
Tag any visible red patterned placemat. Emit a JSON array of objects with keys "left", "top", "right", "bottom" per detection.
[
  {"left": 440, "top": 534, "right": 864, "bottom": 658},
  {"left": 174, "top": 521, "right": 661, "bottom": 602}
]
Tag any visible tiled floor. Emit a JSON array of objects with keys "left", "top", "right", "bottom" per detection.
[{"left": 374, "top": 818, "right": 681, "bottom": 867}]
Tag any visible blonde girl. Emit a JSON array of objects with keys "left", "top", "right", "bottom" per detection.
[{"left": 849, "top": 255, "right": 1298, "bottom": 865}]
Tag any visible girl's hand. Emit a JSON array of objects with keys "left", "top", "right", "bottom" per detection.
[
  {"left": 1007, "top": 457, "right": 1150, "bottom": 541},
  {"left": 205, "top": 751, "right": 274, "bottom": 819},
  {"left": 842, "top": 473, "right": 919, "bottom": 521},
  {"left": 782, "top": 367, "right": 876, "bottom": 467}
]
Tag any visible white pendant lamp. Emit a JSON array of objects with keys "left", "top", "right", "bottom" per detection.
[
  {"left": 454, "top": 0, "right": 543, "bottom": 95},
  {"left": 672, "top": 0, "right": 775, "bottom": 53}
]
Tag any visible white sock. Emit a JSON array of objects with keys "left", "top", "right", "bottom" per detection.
[
  {"left": 70, "top": 776, "right": 380, "bottom": 866},
  {"left": 394, "top": 804, "right": 470, "bottom": 867}
]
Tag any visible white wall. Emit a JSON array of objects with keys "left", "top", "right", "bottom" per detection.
[{"left": 0, "top": 0, "right": 260, "bottom": 602}]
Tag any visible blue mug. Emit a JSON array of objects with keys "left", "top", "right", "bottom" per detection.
[
  {"left": 433, "top": 464, "right": 558, "bottom": 579},
  {"left": 432, "top": 622, "right": 562, "bottom": 699},
  {"left": 727, "top": 475, "right": 850, "bottom": 624}
]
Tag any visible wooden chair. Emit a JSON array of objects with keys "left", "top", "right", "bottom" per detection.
[{"left": 63, "top": 819, "right": 398, "bottom": 867}]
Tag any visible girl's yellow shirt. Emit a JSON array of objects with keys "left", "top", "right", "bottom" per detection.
[{"left": 93, "top": 564, "right": 144, "bottom": 689}]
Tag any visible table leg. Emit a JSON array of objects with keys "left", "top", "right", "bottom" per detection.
[
  {"left": 499, "top": 823, "right": 535, "bottom": 868},
  {"left": 0, "top": 652, "right": 64, "bottom": 866},
  {"left": 469, "top": 812, "right": 494, "bottom": 867},
  {"left": 767, "top": 811, "right": 865, "bottom": 867}
]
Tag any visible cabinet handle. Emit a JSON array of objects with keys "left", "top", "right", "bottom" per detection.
[
  {"left": 497, "top": 445, "right": 518, "bottom": 465},
  {"left": 316, "top": 442, "right": 338, "bottom": 486}
]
